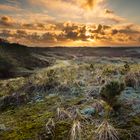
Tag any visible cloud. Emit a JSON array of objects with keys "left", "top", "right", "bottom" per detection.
[
  {"left": 91, "top": 24, "right": 103, "bottom": 34},
  {"left": 16, "top": 30, "right": 28, "bottom": 38},
  {"left": 88, "top": 23, "right": 140, "bottom": 45},
  {"left": 0, "top": 15, "right": 139, "bottom": 46},
  {"left": 110, "top": 24, "right": 140, "bottom": 35},
  {"left": 0, "top": 29, "right": 13, "bottom": 38},
  {"left": 0, "top": 16, "right": 15, "bottom": 26},
  {"left": 105, "top": 9, "right": 114, "bottom": 14},
  {"left": 0, "top": 15, "right": 56, "bottom": 32},
  {"left": 79, "top": 0, "right": 105, "bottom": 10},
  {"left": 0, "top": 0, "right": 139, "bottom": 46},
  {"left": 81, "top": 0, "right": 98, "bottom": 10},
  {"left": 111, "top": 29, "right": 118, "bottom": 35},
  {"left": 27, "top": 0, "right": 111, "bottom": 23},
  {"left": 0, "top": 4, "right": 22, "bottom": 12},
  {"left": 118, "top": 24, "right": 140, "bottom": 34},
  {"left": 62, "top": 22, "right": 88, "bottom": 41}
]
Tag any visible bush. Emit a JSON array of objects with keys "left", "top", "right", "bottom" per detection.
[
  {"left": 100, "top": 81, "right": 125, "bottom": 108},
  {"left": 120, "top": 63, "right": 130, "bottom": 75},
  {"left": 102, "top": 67, "right": 117, "bottom": 76},
  {"left": 124, "top": 63, "right": 130, "bottom": 72},
  {"left": 125, "top": 75, "right": 136, "bottom": 88},
  {"left": 125, "top": 72, "right": 140, "bottom": 89}
]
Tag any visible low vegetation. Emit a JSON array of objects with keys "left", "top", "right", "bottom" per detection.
[
  {"left": 100, "top": 81, "right": 125, "bottom": 109},
  {"left": 0, "top": 45, "right": 140, "bottom": 140}
]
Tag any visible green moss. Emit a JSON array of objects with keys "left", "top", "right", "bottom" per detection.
[
  {"left": 0, "top": 96, "right": 59, "bottom": 140},
  {"left": 0, "top": 77, "right": 26, "bottom": 97},
  {"left": 54, "top": 121, "right": 71, "bottom": 140},
  {"left": 129, "top": 116, "right": 140, "bottom": 126}
]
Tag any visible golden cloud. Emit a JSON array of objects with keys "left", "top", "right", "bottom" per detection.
[
  {"left": 79, "top": 0, "right": 105, "bottom": 10},
  {"left": 0, "top": 16, "right": 16, "bottom": 26},
  {"left": 1, "top": 20, "right": 140, "bottom": 46},
  {"left": 0, "top": 4, "right": 22, "bottom": 11},
  {"left": 0, "top": 9, "right": 140, "bottom": 47}
]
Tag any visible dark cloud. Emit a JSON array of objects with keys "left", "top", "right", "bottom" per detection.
[
  {"left": 0, "top": 16, "right": 15, "bottom": 26},
  {"left": 16, "top": 30, "right": 28, "bottom": 38},
  {"left": 0, "top": 29, "right": 12, "bottom": 38},
  {"left": 0, "top": 21, "right": 140, "bottom": 46},
  {"left": 0, "top": 16, "right": 56, "bottom": 31},
  {"left": 102, "top": 25, "right": 111, "bottom": 30},
  {"left": 62, "top": 22, "right": 88, "bottom": 41},
  {"left": 119, "top": 25, "right": 140, "bottom": 34},
  {"left": 22, "top": 23, "right": 48, "bottom": 30},
  {"left": 111, "top": 29, "right": 118, "bottom": 35},
  {"left": 91, "top": 24, "right": 105, "bottom": 35},
  {"left": 41, "top": 32, "right": 56, "bottom": 42},
  {"left": 22, "top": 23, "right": 34, "bottom": 29},
  {"left": 105, "top": 9, "right": 114, "bottom": 14},
  {"left": 96, "top": 35, "right": 112, "bottom": 41},
  {"left": 111, "top": 24, "right": 140, "bottom": 35}
]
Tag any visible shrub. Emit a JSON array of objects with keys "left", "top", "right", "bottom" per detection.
[
  {"left": 89, "top": 63, "right": 95, "bottom": 71},
  {"left": 125, "top": 74, "right": 136, "bottom": 88},
  {"left": 100, "top": 81, "right": 125, "bottom": 108},
  {"left": 124, "top": 63, "right": 130, "bottom": 72},
  {"left": 120, "top": 63, "right": 130, "bottom": 75},
  {"left": 125, "top": 72, "right": 140, "bottom": 89}
]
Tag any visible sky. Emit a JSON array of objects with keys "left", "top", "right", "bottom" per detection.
[{"left": 0, "top": 0, "right": 140, "bottom": 47}]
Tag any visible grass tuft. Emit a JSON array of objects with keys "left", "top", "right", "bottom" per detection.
[
  {"left": 70, "top": 120, "right": 82, "bottom": 140},
  {"left": 94, "top": 120, "right": 119, "bottom": 140},
  {"left": 45, "top": 118, "right": 55, "bottom": 137}
]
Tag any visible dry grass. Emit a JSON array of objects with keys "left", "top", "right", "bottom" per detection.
[
  {"left": 70, "top": 120, "right": 82, "bottom": 140},
  {"left": 57, "top": 107, "right": 72, "bottom": 120},
  {"left": 94, "top": 120, "right": 119, "bottom": 140},
  {"left": 45, "top": 118, "right": 55, "bottom": 137}
]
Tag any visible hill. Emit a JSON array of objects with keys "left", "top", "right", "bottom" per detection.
[
  {"left": 0, "top": 39, "right": 140, "bottom": 79},
  {"left": 0, "top": 40, "right": 51, "bottom": 79}
]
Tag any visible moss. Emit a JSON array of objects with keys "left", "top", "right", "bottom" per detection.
[
  {"left": 0, "top": 77, "right": 26, "bottom": 97},
  {"left": 54, "top": 121, "right": 71, "bottom": 140},
  {"left": 102, "top": 65, "right": 118, "bottom": 76},
  {"left": 1, "top": 110, "right": 54, "bottom": 139},
  {"left": 129, "top": 116, "right": 140, "bottom": 126},
  {"left": 0, "top": 96, "right": 58, "bottom": 140},
  {"left": 63, "top": 96, "right": 85, "bottom": 106},
  {"left": 119, "top": 132, "right": 132, "bottom": 140}
]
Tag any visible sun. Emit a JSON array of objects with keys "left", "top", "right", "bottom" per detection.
[
  {"left": 85, "top": 30, "right": 91, "bottom": 36},
  {"left": 87, "top": 38, "right": 95, "bottom": 42}
]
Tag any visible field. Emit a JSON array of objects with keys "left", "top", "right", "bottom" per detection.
[{"left": 0, "top": 42, "right": 140, "bottom": 140}]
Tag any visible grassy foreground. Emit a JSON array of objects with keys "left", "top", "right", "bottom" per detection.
[{"left": 0, "top": 57, "right": 140, "bottom": 140}]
